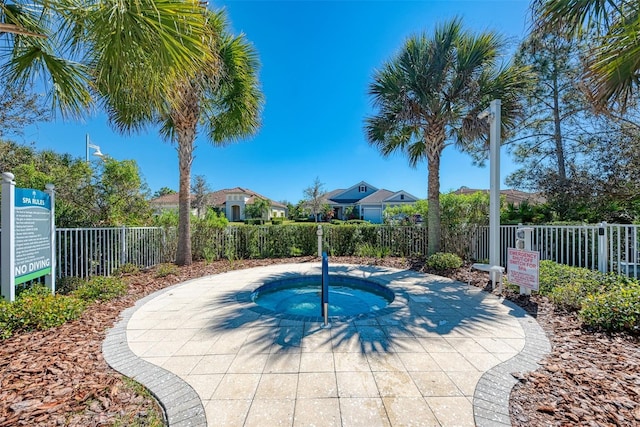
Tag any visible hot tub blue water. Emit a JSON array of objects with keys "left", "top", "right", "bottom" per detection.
[{"left": 251, "top": 275, "right": 394, "bottom": 318}]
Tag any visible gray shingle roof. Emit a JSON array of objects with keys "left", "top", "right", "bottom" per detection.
[{"left": 358, "top": 189, "right": 395, "bottom": 204}]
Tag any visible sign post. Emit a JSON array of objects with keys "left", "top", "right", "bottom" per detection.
[
  {"left": 507, "top": 248, "right": 539, "bottom": 293},
  {"left": 1, "top": 172, "right": 56, "bottom": 301},
  {"left": 1, "top": 173, "right": 16, "bottom": 301}
]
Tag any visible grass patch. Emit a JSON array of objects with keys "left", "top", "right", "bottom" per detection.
[
  {"left": 154, "top": 263, "right": 179, "bottom": 278},
  {"left": 112, "top": 377, "right": 164, "bottom": 427}
]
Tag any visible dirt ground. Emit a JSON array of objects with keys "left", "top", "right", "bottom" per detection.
[{"left": 1, "top": 256, "right": 638, "bottom": 426}]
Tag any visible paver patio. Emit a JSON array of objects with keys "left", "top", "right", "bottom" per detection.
[{"left": 103, "top": 263, "right": 550, "bottom": 426}]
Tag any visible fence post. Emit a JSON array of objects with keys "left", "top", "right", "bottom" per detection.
[
  {"left": 316, "top": 225, "right": 323, "bottom": 257},
  {"left": 597, "top": 222, "right": 608, "bottom": 273},
  {"left": 120, "top": 226, "right": 127, "bottom": 266}
]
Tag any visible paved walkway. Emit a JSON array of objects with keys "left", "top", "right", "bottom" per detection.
[{"left": 103, "top": 263, "right": 550, "bottom": 426}]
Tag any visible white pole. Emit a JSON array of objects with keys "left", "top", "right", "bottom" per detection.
[
  {"left": 489, "top": 99, "right": 501, "bottom": 269},
  {"left": 1, "top": 172, "right": 16, "bottom": 301}
]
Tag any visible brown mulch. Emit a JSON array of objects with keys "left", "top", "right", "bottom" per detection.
[{"left": 1, "top": 256, "right": 639, "bottom": 426}]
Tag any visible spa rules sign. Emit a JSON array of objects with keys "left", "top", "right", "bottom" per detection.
[
  {"left": 2, "top": 172, "right": 55, "bottom": 301},
  {"left": 14, "top": 188, "right": 52, "bottom": 283}
]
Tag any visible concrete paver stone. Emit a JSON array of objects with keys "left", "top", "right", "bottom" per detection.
[{"left": 103, "top": 263, "right": 549, "bottom": 426}]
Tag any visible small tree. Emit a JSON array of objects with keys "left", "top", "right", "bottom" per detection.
[
  {"left": 303, "top": 177, "right": 325, "bottom": 222},
  {"left": 245, "top": 197, "right": 270, "bottom": 219},
  {"left": 322, "top": 204, "right": 334, "bottom": 221},
  {"left": 94, "top": 158, "right": 152, "bottom": 226},
  {"left": 153, "top": 187, "right": 177, "bottom": 198},
  {"left": 191, "top": 175, "right": 210, "bottom": 218}
]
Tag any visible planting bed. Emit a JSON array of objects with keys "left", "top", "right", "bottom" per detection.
[{"left": 0, "top": 256, "right": 638, "bottom": 426}]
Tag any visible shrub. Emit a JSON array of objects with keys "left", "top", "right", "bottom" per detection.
[
  {"left": 192, "top": 211, "right": 228, "bottom": 261},
  {"left": 113, "top": 263, "right": 140, "bottom": 277},
  {"left": 244, "top": 219, "right": 264, "bottom": 225},
  {"left": 155, "top": 263, "right": 179, "bottom": 278},
  {"left": 345, "top": 219, "right": 370, "bottom": 225},
  {"left": 537, "top": 260, "right": 603, "bottom": 295},
  {"left": 534, "top": 261, "right": 618, "bottom": 311},
  {"left": 73, "top": 276, "right": 127, "bottom": 302},
  {"left": 0, "top": 286, "right": 85, "bottom": 339},
  {"left": 271, "top": 218, "right": 284, "bottom": 225},
  {"left": 580, "top": 283, "right": 640, "bottom": 333},
  {"left": 355, "top": 242, "right": 389, "bottom": 258},
  {"left": 548, "top": 282, "right": 587, "bottom": 312},
  {"left": 426, "top": 252, "right": 463, "bottom": 271},
  {"left": 56, "top": 276, "right": 87, "bottom": 295}
]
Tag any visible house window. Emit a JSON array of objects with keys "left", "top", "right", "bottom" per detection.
[
  {"left": 400, "top": 194, "right": 404, "bottom": 200},
  {"left": 359, "top": 185, "right": 367, "bottom": 192}
]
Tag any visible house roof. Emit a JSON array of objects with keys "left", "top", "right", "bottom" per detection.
[
  {"left": 150, "top": 188, "right": 286, "bottom": 209},
  {"left": 149, "top": 193, "right": 184, "bottom": 205},
  {"left": 358, "top": 189, "right": 395, "bottom": 204},
  {"left": 322, "top": 189, "right": 344, "bottom": 200},
  {"left": 331, "top": 181, "right": 379, "bottom": 201},
  {"left": 452, "top": 186, "right": 545, "bottom": 205},
  {"left": 321, "top": 182, "right": 421, "bottom": 206}
]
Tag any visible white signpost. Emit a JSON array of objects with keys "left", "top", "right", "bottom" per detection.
[
  {"left": 507, "top": 247, "right": 539, "bottom": 292},
  {"left": 1, "top": 172, "right": 56, "bottom": 302}
]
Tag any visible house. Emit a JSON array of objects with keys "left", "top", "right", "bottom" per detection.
[
  {"left": 451, "top": 186, "right": 545, "bottom": 206},
  {"left": 322, "top": 181, "right": 419, "bottom": 224},
  {"left": 210, "top": 187, "right": 287, "bottom": 221},
  {"left": 149, "top": 187, "right": 287, "bottom": 221}
]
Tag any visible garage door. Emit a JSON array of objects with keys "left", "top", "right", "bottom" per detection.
[{"left": 363, "top": 208, "right": 382, "bottom": 224}]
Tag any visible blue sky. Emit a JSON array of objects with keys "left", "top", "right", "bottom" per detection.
[{"left": 23, "top": 0, "right": 532, "bottom": 203}]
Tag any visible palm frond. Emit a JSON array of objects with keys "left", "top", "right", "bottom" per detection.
[
  {"left": 202, "top": 26, "right": 263, "bottom": 144},
  {"left": 365, "top": 17, "right": 528, "bottom": 163}
]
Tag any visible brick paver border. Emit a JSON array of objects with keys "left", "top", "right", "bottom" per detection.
[
  {"left": 473, "top": 298, "right": 551, "bottom": 426},
  {"left": 103, "top": 283, "right": 207, "bottom": 427}
]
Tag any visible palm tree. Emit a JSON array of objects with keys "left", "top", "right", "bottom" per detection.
[
  {"left": 107, "top": 9, "right": 263, "bottom": 265},
  {"left": 1, "top": 0, "right": 207, "bottom": 118},
  {"left": 534, "top": 0, "right": 640, "bottom": 108},
  {"left": 365, "top": 18, "right": 530, "bottom": 255}
]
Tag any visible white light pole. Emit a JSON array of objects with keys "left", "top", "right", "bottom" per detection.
[
  {"left": 85, "top": 133, "right": 104, "bottom": 163},
  {"left": 478, "top": 99, "right": 501, "bottom": 269}
]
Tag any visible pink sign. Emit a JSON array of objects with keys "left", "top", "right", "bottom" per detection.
[{"left": 507, "top": 248, "right": 539, "bottom": 291}]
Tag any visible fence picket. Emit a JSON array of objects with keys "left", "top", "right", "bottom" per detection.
[{"left": 4, "top": 223, "right": 640, "bottom": 280}]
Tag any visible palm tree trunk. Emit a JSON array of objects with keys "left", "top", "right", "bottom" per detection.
[
  {"left": 427, "top": 153, "right": 442, "bottom": 255},
  {"left": 173, "top": 82, "right": 200, "bottom": 266},
  {"left": 176, "top": 133, "right": 194, "bottom": 266}
]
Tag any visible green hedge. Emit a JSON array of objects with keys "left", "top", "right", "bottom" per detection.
[{"left": 188, "top": 224, "right": 429, "bottom": 261}]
